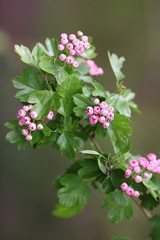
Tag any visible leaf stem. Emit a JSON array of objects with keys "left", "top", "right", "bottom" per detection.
[{"left": 132, "top": 197, "right": 152, "bottom": 220}]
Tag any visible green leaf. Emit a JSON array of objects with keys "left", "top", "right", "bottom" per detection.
[
  {"left": 80, "top": 75, "right": 94, "bottom": 84},
  {"left": 32, "top": 43, "right": 46, "bottom": 68},
  {"left": 5, "top": 120, "right": 29, "bottom": 150},
  {"left": 56, "top": 76, "right": 83, "bottom": 98},
  {"left": 57, "top": 132, "right": 83, "bottom": 159},
  {"left": 53, "top": 203, "right": 83, "bottom": 218},
  {"left": 96, "top": 123, "right": 107, "bottom": 137},
  {"left": 42, "top": 124, "right": 51, "bottom": 137},
  {"left": 78, "top": 158, "right": 101, "bottom": 180},
  {"left": 142, "top": 178, "right": 159, "bottom": 200},
  {"left": 57, "top": 173, "right": 90, "bottom": 207},
  {"left": 101, "top": 177, "right": 115, "bottom": 194},
  {"left": 58, "top": 97, "right": 73, "bottom": 117},
  {"left": 108, "top": 51, "right": 125, "bottom": 82},
  {"left": 15, "top": 45, "right": 32, "bottom": 65},
  {"left": 102, "top": 191, "right": 133, "bottom": 223},
  {"left": 45, "top": 38, "right": 59, "bottom": 57},
  {"left": 82, "top": 86, "right": 92, "bottom": 97},
  {"left": 110, "top": 169, "right": 129, "bottom": 189},
  {"left": 150, "top": 215, "right": 160, "bottom": 240},
  {"left": 92, "top": 82, "right": 107, "bottom": 98},
  {"left": 139, "top": 194, "right": 159, "bottom": 210},
  {"left": 39, "top": 56, "right": 69, "bottom": 84},
  {"left": 80, "top": 150, "right": 100, "bottom": 155},
  {"left": 28, "top": 90, "right": 59, "bottom": 119},
  {"left": 116, "top": 96, "right": 131, "bottom": 117},
  {"left": 12, "top": 68, "right": 45, "bottom": 102},
  {"left": 73, "top": 94, "right": 92, "bottom": 117},
  {"left": 107, "top": 114, "right": 132, "bottom": 154},
  {"left": 81, "top": 44, "right": 97, "bottom": 59},
  {"left": 98, "top": 156, "right": 106, "bottom": 174}
]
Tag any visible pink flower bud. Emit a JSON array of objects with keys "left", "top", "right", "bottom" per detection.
[
  {"left": 81, "top": 36, "right": 88, "bottom": 42},
  {"left": 28, "top": 123, "right": 36, "bottom": 131},
  {"left": 100, "top": 109, "right": 108, "bottom": 116},
  {"left": 61, "top": 33, "right": 67, "bottom": 38},
  {"left": 93, "top": 106, "right": 101, "bottom": 114},
  {"left": 99, "top": 116, "right": 106, "bottom": 123},
  {"left": 103, "top": 121, "right": 110, "bottom": 129},
  {"left": 68, "top": 34, "right": 76, "bottom": 41},
  {"left": 89, "top": 115, "right": 99, "bottom": 125},
  {"left": 77, "top": 31, "right": 83, "bottom": 36},
  {"left": 143, "top": 172, "right": 150, "bottom": 179},
  {"left": 147, "top": 153, "right": 157, "bottom": 161},
  {"left": 28, "top": 104, "right": 33, "bottom": 110},
  {"left": 30, "top": 111, "right": 38, "bottom": 119},
  {"left": 126, "top": 187, "right": 135, "bottom": 196},
  {"left": 59, "top": 54, "right": 66, "bottom": 61},
  {"left": 47, "top": 111, "right": 54, "bottom": 120},
  {"left": 133, "top": 191, "right": 140, "bottom": 198},
  {"left": 22, "top": 116, "right": 31, "bottom": 125},
  {"left": 22, "top": 105, "right": 30, "bottom": 112},
  {"left": 66, "top": 56, "right": 74, "bottom": 64},
  {"left": 61, "top": 37, "right": 68, "bottom": 45},
  {"left": 100, "top": 101, "right": 108, "bottom": 109},
  {"left": 86, "top": 106, "right": 93, "bottom": 116},
  {"left": 134, "top": 175, "right": 142, "bottom": 183},
  {"left": 129, "top": 159, "right": 139, "bottom": 169},
  {"left": 72, "top": 61, "right": 79, "bottom": 68},
  {"left": 133, "top": 166, "right": 141, "bottom": 174},
  {"left": 57, "top": 44, "right": 64, "bottom": 51},
  {"left": 72, "top": 39, "right": 80, "bottom": 46},
  {"left": 21, "top": 129, "right": 28, "bottom": 136},
  {"left": 66, "top": 43, "right": 73, "bottom": 50},
  {"left": 84, "top": 42, "right": 90, "bottom": 49},
  {"left": 25, "top": 135, "right": 32, "bottom": 141},
  {"left": 93, "top": 98, "right": 100, "bottom": 105},
  {"left": 18, "top": 119, "right": 24, "bottom": 126},
  {"left": 108, "top": 107, "right": 114, "bottom": 112},
  {"left": 17, "top": 109, "right": 26, "bottom": 117},
  {"left": 70, "top": 49, "right": 76, "bottom": 55},
  {"left": 37, "top": 124, "right": 43, "bottom": 130},
  {"left": 97, "top": 67, "right": 104, "bottom": 75},
  {"left": 125, "top": 169, "right": 132, "bottom": 178},
  {"left": 106, "top": 112, "right": 114, "bottom": 121},
  {"left": 138, "top": 157, "right": 148, "bottom": 168},
  {"left": 120, "top": 182, "right": 128, "bottom": 192}
]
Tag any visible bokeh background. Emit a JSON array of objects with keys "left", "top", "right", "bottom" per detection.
[{"left": 1, "top": 0, "right": 160, "bottom": 239}]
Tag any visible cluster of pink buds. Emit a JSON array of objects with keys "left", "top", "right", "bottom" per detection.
[
  {"left": 121, "top": 153, "right": 160, "bottom": 198},
  {"left": 85, "top": 60, "right": 104, "bottom": 76},
  {"left": 16, "top": 105, "right": 54, "bottom": 141},
  {"left": 58, "top": 31, "right": 91, "bottom": 68},
  {"left": 86, "top": 98, "right": 114, "bottom": 129}
]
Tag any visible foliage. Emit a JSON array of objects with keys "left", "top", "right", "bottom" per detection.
[{"left": 5, "top": 31, "right": 160, "bottom": 240}]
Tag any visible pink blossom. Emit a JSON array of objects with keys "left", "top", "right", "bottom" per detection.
[
  {"left": 106, "top": 112, "right": 114, "bottom": 121},
  {"left": 47, "top": 111, "right": 54, "bottom": 120},
  {"left": 25, "top": 135, "right": 32, "bottom": 141},
  {"left": 86, "top": 106, "right": 93, "bottom": 116},
  {"left": 125, "top": 169, "right": 132, "bottom": 178},
  {"left": 29, "top": 111, "right": 38, "bottom": 119},
  {"left": 72, "top": 61, "right": 79, "bottom": 68},
  {"left": 120, "top": 182, "right": 128, "bottom": 192},
  {"left": 93, "top": 98, "right": 100, "bottom": 105},
  {"left": 89, "top": 115, "right": 99, "bottom": 125},
  {"left": 57, "top": 44, "right": 64, "bottom": 51},
  {"left": 93, "top": 106, "right": 101, "bottom": 115},
  {"left": 99, "top": 116, "right": 106, "bottom": 123},
  {"left": 100, "top": 101, "right": 108, "bottom": 109},
  {"left": 37, "top": 124, "right": 43, "bottom": 130},
  {"left": 147, "top": 153, "right": 157, "bottom": 161},
  {"left": 133, "top": 191, "right": 140, "bottom": 198},
  {"left": 21, "top": 129, "right": 28, "bottom": 136},
  {"left": 103, "top": 122, "right": 110, "bottom": 129},
  {"left": 134, "top": 175, "right": 142, "bottom": 183},
  {"left": 28, "top": 123, "right": 36, "bottom": 131},
  {"left": 59, "top": 54, "right": 66, "bottom": 61}
]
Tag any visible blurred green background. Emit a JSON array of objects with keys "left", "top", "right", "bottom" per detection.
[{"left": 1, "top": 0, "right": 160, "bottom": 239}]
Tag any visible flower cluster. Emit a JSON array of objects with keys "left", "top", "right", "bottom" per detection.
[
  {"left": 120, "top": 153, "right": 160, "bottom": 198},
  {"left": 58, "top": 31, "right": 91, "bottom": 68},
  {"left": 86, "top": 98, "right": 114, "bottom": 129},
  {"left": 85, "top": 60, "right": 104, "bottom": 76},
  {"left": 16, "top": 105, "right": 54, "bottom": 141}
]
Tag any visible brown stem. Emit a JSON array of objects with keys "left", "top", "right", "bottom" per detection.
[{"left": 132, "top": 197, "right": 152, "bottom": 220}]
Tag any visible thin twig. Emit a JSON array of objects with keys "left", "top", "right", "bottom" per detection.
[{"left": 132, "top": 197, "right": 152, "bottom": 220}]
